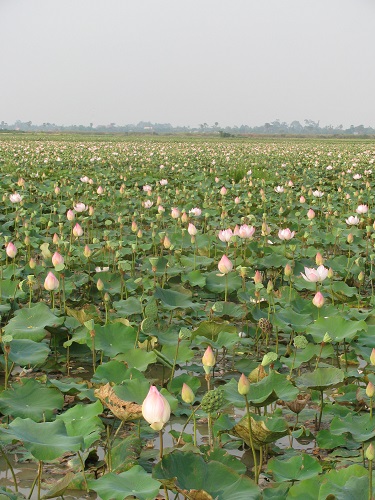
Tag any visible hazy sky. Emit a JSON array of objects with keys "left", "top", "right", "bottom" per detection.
[{"left": 1, "top": 0, "right": 374, "bottom": 128}]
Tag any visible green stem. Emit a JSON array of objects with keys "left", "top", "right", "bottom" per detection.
[
  {"left": 0, "top": 445, "right": 18, "bottom": 492},
  {"left": 78, "top": 451, "right": 89, "bottom": 492},
  {"left": 245, "top": 395, "right": 259, "bottom": 483},
  {"left": 318, "top": 390, "right": 324, "bottom": 430},
  {"left": 369, "top": 459, "right": 373, "bottom": 500}
]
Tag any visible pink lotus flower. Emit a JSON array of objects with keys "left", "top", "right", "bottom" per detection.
[
  {"left": 220, "top": 186, "right": 227, "bottom": 195},
  {"left": 218, "top": 229, "right": 233, "bottom": 243},
  {"left": 74, "top": 203, "right": 87, "bottom": 213},
  {"left": 159, "top": 179, "right": 168, "bottom": 186},
  {"left": 54, "top": 186, "right": 60, "bottom": 195},
  {"left": 356, "top": 204, "right": 368, "bottom": 214},
  {"left": 143, "top": 184, "right": 152, "bottom": 193},
  {"left": 234, "top": 197, "right": 240, "bottom": 204},
  {"left": 238, "top": 224, "right": 255, "bottom": 239},
  {"left": 73, "top": 223, "right": 83, "bottom": 237},
  {"left": 278, "top": 228, "right": 295, "bottom": 241},
  {"left": 274, "top": 186, "right": 284, "bottom": 193},
  {"left": 6, "top": 242, "right": 17, "bottom": 259},
  {"left": 300, "top": 196, "right": 306, "bottom": 203},
  {"left": 80, "top": 176, "right": 90, "bottom": 183},
  {"left": 253, "top": 270, "right": 263, "bottom": 284},
  {"left": 312, "top": 190, "right": 324, "bottom": 198},
  {"left": 301, "top": 265, "right": 328, "bottom": 283},
  {"left": 189, "top": 207, "right": 202, "bottom": 216},
  {"left": 144, "top": 200, "right": 153, "bottom": 208},
  {"left": 142, "top": 386, "right": 171, "bottom": 431},
  {"left": 312, "top": 291, "right": 325, "bottom": 308},
  {"left": 9, "top": 193, "right": 22, "bottom": 203},
  {"left": 44, "top": 271, "right": 59, "bottom": 291},
  {"left": 97, "top": 186, "right": 104, "bottom": 195},
  {"left": 218, "top": 255, "right": 233, "bottom": 275},
  {"left": 346, "top": 215, "right": 359, "bottom": 226}
]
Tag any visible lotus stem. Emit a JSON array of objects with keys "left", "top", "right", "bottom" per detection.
[
  {"left": 318, "top": 390, "right": 324, "bottom": 430},
  {"left": 0, "top": 445, "right": 18, "bottom": 492},
  {"left": 168, "top": 337, "right": 180, "bottom": 390},
  {"left": 244, "top": 395, "right": 259, "bottom": 484},
  {"left": 77, "top": 451, "right": 89, "bottom": 493},
  {"left": 369, "top": 459, "right": 373, "bottom": 500}
]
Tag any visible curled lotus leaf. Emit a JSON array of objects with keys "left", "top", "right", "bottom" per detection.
[
  {"left": 94, "top": 383, "right": 142, "bottom": 421},
  {"left": 232, "top": 414, "right": 289, "bottom": 449}
]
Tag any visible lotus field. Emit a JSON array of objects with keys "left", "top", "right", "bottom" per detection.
[{"left": 2, "top": 135, "right": 375, "bottom": 499}]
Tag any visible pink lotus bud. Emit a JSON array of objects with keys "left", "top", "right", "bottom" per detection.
[
  {"left": 88, "top": 206, "right": 95, "bottom": 216},
  {"left": 54, "top": 186, "right": 60, "bottom": 195},
  {"left": 158, "top": 205, "right": 165, "bottom": 214},
  {"left": 181, "top": 212, "right": 188, "bottom": 223},
  {"left": 235, "top": 197, "right": 240, "bottom": 204},
  {"left": 218, "top": 255, "right": 233, "bottom": 274},
  {"left": 366, "top": 381, "right": 375, "bottom": 398},
  {"left": 370, "top": 348, "right": 375, "bottom": 366},
  {"left": 181, "top": 383, "right": 195, "bottom": 404},
  {"left": 52, "top": 233, "right": 59, "bottom": 245},
  {"left": 73, "top": 223, "right": 83, "bottom": 237},
  {"left": 188, "top": 223, "right": 197, "bottom": 236},
  {"left": 366, "top": 443, "right": 375, "bottom": 461},
  {"left": 17, "top": 177, "right": 25, "bottom": 187},
  {"left": 253, "top": 270, "right": 263, "bottom": 284},
  {"left": 97, "top": 186, "right": 104, "bottom": 195},
  {"left": 67, "top": 209, "right": 75, "bottom": 221},
  {"left": 238, "top": 373, "right": 250, "bottom": 395},
  {"left": 6, "top": 242, "right": 17, "bottom": 259},
  {"left": 97, "top": 278, "right": 104, "bottom": 291},
  {"left": 215, "top": 177, "right": 219, "bottom": 183},
  {"left": 44, "top": 271, "right": 59, "bottom": 291},
  {"left": 347, "top": 233, "right": 354, "bottom": 244},
  {"left": 52, "top": 252, "right": 64, "bottom": 267},
  {"left": 83, "top": 245, "right": 92, "bottom": 258},
  {"left": 284, "top": 263, "right": 292, "bottom": 277},
  {"left": 300, "top": 196, "right": 306, "bottom": 203},
  {"left": 131, "top": 221, "right": 138, "bottom": 232},
  {"left": 307, "top": 209, "right": 315, "bottom": 220},
  {"left": 156, "top": 195, "right": 162, "bottom": 205},
  {"left": 171, "top": 207, "right": 180, "bottom": 219},
  {"left": 202, "top": 346, "right": 215, "bottom": 368},
  {"left": 142, "top": 386, "right": 171, "bottom": 431},
  {"left": 315, "top": 252, "right": 324, "bottom": 266},
  {"left": 163, "top": 236, "right": 171, "bottom": 249},
  {"left": 312, "top": 291, "right": 325, "bottom": 308},
  {"left": 137, "top": 229, "right": 143, "bottom": 238},
  {"left": 220, "top": 186, "right": 227, "bottom": 195}
]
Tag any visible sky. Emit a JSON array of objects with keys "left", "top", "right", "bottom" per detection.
[{"left": 1, "top": 0, "right": 375, "bottom": 128}]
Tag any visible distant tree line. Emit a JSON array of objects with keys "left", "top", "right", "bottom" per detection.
[{"left": 1, "top": 119, "right": 374, "bottom": 136}]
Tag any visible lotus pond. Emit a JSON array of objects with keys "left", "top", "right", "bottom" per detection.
[{"left": 1, "top": 134, "right": 375, "bottom": 499}]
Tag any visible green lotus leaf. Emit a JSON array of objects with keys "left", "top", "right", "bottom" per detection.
[
  {"left": 115, "top": 348, "right": 157, "bottom": 371},
  {"left": 56, "top": 400, "right": 104, "bottom": 448},
  {"left": 191, "top": 320, "right": 238, "bottom": 341},
  {"left": 110, "top": 435, "right": 142, "bottom": 473},
  {"left": 330, "top": 413, "right": 375, "bottom": 442},
  {"left": 317, "top": 464, "right": 369, "bottom": 499},
  {"left": 0, "top": 378, "right": 64, "bottom": 421},
  {"left": 154, "top": 286, "right": 201, "bottom": 310},
  {"left": 3, "top": 302, "right": 64, "bottom": 341},
  {"left": 92, "top": 323, "right": 137, "bottom": 357},
  {"left": 7, "top": 339, "right": 50, "bottom": 366},
  {"left": 5, "top": 418, "right": 83, "bottom": 461},
  {"left": 91, "top": 360, "right": 130, "bottom": 384},
  {"left": 113, "top": 297, "right": 143, "bottom": 316},
  {"left": 306, "top": 316, "right": 367, "bottom": 343},
  {"left": 182, "top": 269, "right": 206, "bottom": 287},
  {"left": 88, "top": 465, "right": 160, "bottom": 500},
  {"left": 153, "top": 450, "right": 260, "bottom": 499},
  {"left": 295, "top": 367, "right": 344, "bottom": 391},
  {"left": 205, "top": 271, "right": 242, "bottom": 294},
  {"left": 267, "top": 453, "right": 322, "bottom": 482},
  {"left": 114, "top": 378, "right": 150, "bottom": 405}
]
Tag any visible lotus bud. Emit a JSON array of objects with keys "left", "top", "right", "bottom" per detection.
[
  {"left": 358, "top": 271, "right": 364, "bottom": 282},
  {"left": 83, "top": 245, "right": 92, "bottom": 258},
  {"left": 327, "top": 267, "right": 334, "bottom": 279},
  {"left": 347, "top": 233, "right": 353, "bottom": 244},
  {"left": 284, "top": 263, "right": 292, "bottom": 277},
  {"left": 142, "top": 386, "right": 171, "bottom": 431},
  {"left": 322, "top": 332, "right": 332, "bottom": 344},
  {"left": 54, "top": 186, "right": 60, "bottom": 195},
  {"left": 181, "top": 383, "right": 195, "bottom": 404},
  {"left": 131, "top": 220, "right": 138, "bottom": 232},
  {"left": 188, "top": 223, "right": 197, "bottom": 236},
  {"left": 97, "top": 278, "right": 104, "bottom": 291},
  {"left": 52, "top": 252, "right": 64, "bottom": 267},
  {"left": 97, "top": 186, "right": 104, "bottom": 195},
  {"left": 6, "top": 242, "right": 17, "bottom": 259},
  {"left": 366, "top": 382, "right": 375, "bottom": 398},
  {"left": 66, "top": 209, "right": 75, "bottom": 221},
  {"left": 366, "top": 443, "right": 375, "bottom": 461},
  {"left": 315, "top": 252, "right": 324, "bottom": 266},
  {"left": 312, "top": 291, "right": 325, "bottom": 308},
  {"left": 163, "top": 236, "right": 171, "bottom": 249},
  {"left": 307, "top": 208, "right": 315, "bottom": 220},
  {"left": 181, "top": 212, "right": 188, "bottom": 223},
  {"left": 44, "top": 271, "right": 59, "bottom": 291},
  {"left": 29, "top": 257, "right": 36, "bottom": 269},
  {"left": 220, "top": 186, "right": 227, "bottom": 195},
  {"left": 238, "top": 373, "right": 250, "bottom": 395},
  {"left": 52, "top": 233, "right": 59, "bottom": 245},
  {"left": 218, "top": 255, "right": 233, "bottom": 274},
  {"left": 267, "top": 280, "right": 273, "bottom": 294},
  {"left": 370, "top": 348, "right": 375, "bottom": 366},
  {"left": 171, "top": 207, "right": 180, "bottom": 219},
  {"left": 73, "top": 223, "right": 83, "bottom": 237},
  {"left": 202, "top": 346, "right": 215, "bottom": 373},
  {"left": 299, "top": 195, "right": 306, "bottom": 203},
  {"left": 253, "top": 270, "right": 262, "bottom": 284}
]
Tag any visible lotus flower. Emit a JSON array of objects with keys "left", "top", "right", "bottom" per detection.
[
  {"left": 278, "top": 228, "right": 295, "bottom": 241},
  {"left": 74, "top": 203, "right": 87, "bottom": 212},
  {"left": 238, "top": 224, "right": 255, "bottom": 239},
  {"left": 189, "top": 207, "right": 202, "bottom": 216},
  {"left": 73, "top": 223, "right": 83, "bottom": 237},
  {"left": 9, "top": 193, "right": 22, "bottom": 203},
  {"left": 301, "top": 265, "right": 328, "bottom": 283},
  {"left": 6, "top": 242, "right": 17, "bottom": 258},
  {"left": 312, "top": 291, "right": 325, "bottom": 308},
  {"left": 52, "top": 252, "right": 64, "bottom": 267},
  {"left": 142, "top": 386, "right": 171, "bottom": 431},
  {"left": 188, "top": 223, "right": 197, "bottom": 236},
  {"left": 202, "top": 346, "right": 215, "bottom": 368},
  {"left": 346, "top": 215, "right": 359, "bottom": 226},
  {"left": 356, "top": 204, "right": 368, "bottom": 214},
  {"left": 218, "top": 229, "right": 233, "bottom": 243},
  {"left": 159, "top": 179, "right": 168, "bottom": 186},
  {"left": 171, "top": 207, "right": 180, "bottom": 219}
]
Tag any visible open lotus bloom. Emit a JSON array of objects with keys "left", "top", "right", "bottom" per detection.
[
  {"left": 278, "top": 228, "right": 295, "bottom": 240},
  {"left": 346, "top": 215, "right": 359, "bottom": 225},
  {"left": 301, "top": 265, "right": 328, "bottom": 282}
]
